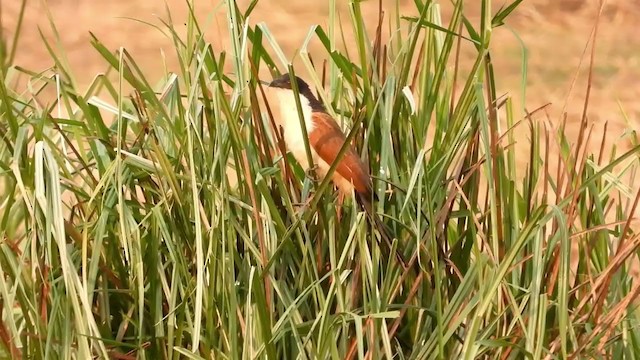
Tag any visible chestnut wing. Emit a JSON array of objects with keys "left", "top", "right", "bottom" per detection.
[{"left": 309, "top": 112, "right": 372, "bottom": 196}]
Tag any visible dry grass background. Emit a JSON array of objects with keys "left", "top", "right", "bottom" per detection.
[
  {"left": 3, "top": 0, "right": 640, "bottom": 145},
  {"left": 3, "top": 1, "right": 639, "bottom": 117}
]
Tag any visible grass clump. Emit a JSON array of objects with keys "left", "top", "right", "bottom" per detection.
[{"left": 0, "top": 0, "right": 639, "bottom": 358}]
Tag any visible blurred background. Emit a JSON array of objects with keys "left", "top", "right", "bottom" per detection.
[{"left": 2, "top": 0, "right": 639, "bottom": 139}]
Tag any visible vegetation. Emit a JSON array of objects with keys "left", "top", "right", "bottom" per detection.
[{"left": 0, "top": 0, "right": 639, "bottom": 358}]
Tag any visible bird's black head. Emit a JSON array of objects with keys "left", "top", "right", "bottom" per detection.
[
  {"left": 268, "top": 73, "right": 325, "bottom": 112},
  {"left": 268, "top": 73, "right": 311, "bottom": 93}
]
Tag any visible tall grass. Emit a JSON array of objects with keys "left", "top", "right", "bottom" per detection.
[{"left": 1, "top": 0, "right": 639, "bottom": 358}]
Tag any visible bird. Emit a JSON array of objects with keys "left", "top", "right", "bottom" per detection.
[{"left": 267, "top": 73, "right": 406, "bottom": 267}]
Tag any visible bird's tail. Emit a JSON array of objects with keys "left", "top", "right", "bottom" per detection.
[{"left": 356, "top": 193, "right": 408, "bottom": 269}]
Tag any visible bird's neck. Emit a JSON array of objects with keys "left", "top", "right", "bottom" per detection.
[{"left": 275, "top": 90, "right": 315, "bottom": 133}]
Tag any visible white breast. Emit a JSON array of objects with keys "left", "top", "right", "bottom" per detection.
[{"left": 274, "top": 90, "right": 317, "bottom": 169}]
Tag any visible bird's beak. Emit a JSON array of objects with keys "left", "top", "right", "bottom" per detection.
[{"left": 258, "top": 79, "right": 271, "bottom": 86}]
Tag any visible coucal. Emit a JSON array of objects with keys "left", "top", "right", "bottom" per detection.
[{"left": 267, "top": 73, "right": 406, "bottom": 267}]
